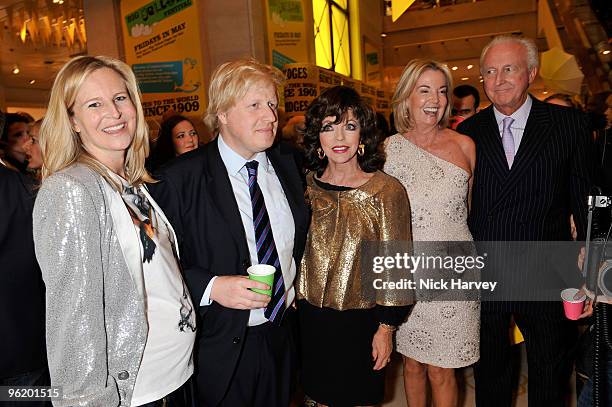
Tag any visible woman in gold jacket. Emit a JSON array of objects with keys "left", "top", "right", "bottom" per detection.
[{"left": 297, "top": 86, "right": 414, "bottom": 406}]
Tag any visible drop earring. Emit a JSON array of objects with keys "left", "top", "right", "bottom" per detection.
[{"left": 358, "top": 143, "right": 365, "bottom": 156}]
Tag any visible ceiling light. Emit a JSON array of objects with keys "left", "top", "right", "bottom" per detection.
[
  {"left": 479, "top": 79, "right": 484, "bottom": 83},
  {"left": 12, "top": 65, "right": 20, "bottom": 74},
  {"left": 461, "top": 77, "right": 469, "bottom": 81},
  {"left": 542, "top": 91, "right": 549, "bottom": 94},
  {"left": 29, "top": 79, "right": 36, "bottom": 84},
  {"left": 381, "top": 33, "right": 387, "bottom": 38},
  {"left": 595, "top": 41, "right": 610, "bottom": 58},
  {"left": 451, "top": 66, "right": 458, "bottom": 71},
  {"left": 467, "top": 64, "right": 473, "bottom": 69}
]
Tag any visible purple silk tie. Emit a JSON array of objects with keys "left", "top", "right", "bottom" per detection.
[{"left": 502, "top": 117, "right": 515, "bottom": 168}]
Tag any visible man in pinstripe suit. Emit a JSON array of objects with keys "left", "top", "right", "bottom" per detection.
[{"left": 457, "top": 36, "right": 594, "bottom": 406}]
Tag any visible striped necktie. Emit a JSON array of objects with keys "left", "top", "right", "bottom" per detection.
[
  {"left": 501, "top": 117, "right": 515, "bottom": 168},
  {"left": 245, "top": 160, "right": 286, "bottom": 324}
]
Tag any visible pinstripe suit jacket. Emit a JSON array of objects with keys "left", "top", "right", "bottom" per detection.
[{"left": 457, "top": 97, "right": 594, "bottom": 311}]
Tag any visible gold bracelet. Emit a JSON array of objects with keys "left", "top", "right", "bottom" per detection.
[{"left": 379, "top": 323, "right": 397, "bottom": 332}]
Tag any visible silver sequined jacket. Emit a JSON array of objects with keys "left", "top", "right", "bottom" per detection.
[{"left": 33, "top": 164, "right": 174, "bottom": 407}]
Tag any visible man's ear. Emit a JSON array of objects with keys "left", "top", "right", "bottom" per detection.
[
  {"left": 218, "top": 112, "right": 228, "bottom": 126},
  {"left": 528, "top": 66, "right": 538, "bottom": 85}
]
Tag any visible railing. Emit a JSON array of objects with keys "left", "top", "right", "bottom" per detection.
[{"left": 384, "top": 0, "right": 484, "bottom": 15}]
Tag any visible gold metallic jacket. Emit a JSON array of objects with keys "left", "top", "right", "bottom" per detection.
[{"left": 298, "top": 170, "right": 413, "bottom": 310}]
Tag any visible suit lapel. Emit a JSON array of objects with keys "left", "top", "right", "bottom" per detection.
[
  {"left": 16, "top": 172, "right": 36, "bottom": 199},
  {"left": 508, "top": 97, "right": 552, "bottom": 174},
  {"left": 205, "top": 139, "right": 250, "bottom": 259},
  {"left": 267, "top": 147, "right": 300, "bottom": 219},
  {"left": 490, "top": 97, "right": 554, "bottom": 210},
  {"left": 100, "top": 179, "right": 146, "bottom": 300},
  {"left": 478, "top": 106, "right": 510, "bottom": 182},
  {"left": 267, "top": 145, "right": 306, "bottom": 262}
]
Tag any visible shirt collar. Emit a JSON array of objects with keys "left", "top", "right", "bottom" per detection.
[
  {"left": 217, "top": 134, "right": 270, "bottom": 175},
  {"left": 493, "top": 95, "right": 532, "bottom": 130}
]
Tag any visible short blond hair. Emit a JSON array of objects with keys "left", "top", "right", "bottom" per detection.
[
  {"left": 392, "top": 59, "right": 453, "bottom": 133},
  {"left": 204, "top": 58, "right": 285, "bottom": 135},
  {"left": 40, "top": 55, "right": 153, "bottom": 188}
]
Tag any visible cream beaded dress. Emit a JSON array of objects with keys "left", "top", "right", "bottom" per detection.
[{"left": 384, "top": 134, "right": 480, "bottom": 368}]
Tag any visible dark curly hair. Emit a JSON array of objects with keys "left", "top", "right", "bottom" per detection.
[
  {"left": 302, "top": 86, "right": 384, "bottom": 176},
  {"left": 148, "top": 114, "right": 197, "bottom": 171}
]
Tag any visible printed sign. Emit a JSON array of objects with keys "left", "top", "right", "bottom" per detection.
[
  {"left": 283, "top": 63, "right": 392, "bottom": 117},
  {"left": 265, "top": 0, "right": 309, "bottom": 69},
  {"left": 284, "top": 64, "right": 318, "bottom": 115},
  {"left": 120, "top": 0, "right": 205, "bottom": 120}
]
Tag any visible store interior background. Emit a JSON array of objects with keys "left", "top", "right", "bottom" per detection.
[
  {"left": 0, "top": 0, "right": 610, "bottom": 138},
  {"left": 0, "top": 1, "right": 610, "bottom": 405}
]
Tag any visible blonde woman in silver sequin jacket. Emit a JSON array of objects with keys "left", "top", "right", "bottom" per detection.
[{"left": 32, "top": 56, "right": 196, "bottom": 406}]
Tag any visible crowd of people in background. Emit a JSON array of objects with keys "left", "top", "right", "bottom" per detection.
[
  {"left": 147, "top": 114, "right": 201, "bottom": 171},
  {"left": 1, "top": 33, "right": 611, "bottom": 407}
]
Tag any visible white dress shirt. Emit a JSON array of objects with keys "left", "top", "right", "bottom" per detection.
[
  {"left": 200, "top": 135, "right": 297, "bottom": 326},
  {"left": 493, "top": 95, "right": 533, "bottom": 154}
]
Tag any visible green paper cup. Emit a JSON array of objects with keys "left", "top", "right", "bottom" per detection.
[{"left": 247, "top": 265, "right": 275, "bottom": 296}]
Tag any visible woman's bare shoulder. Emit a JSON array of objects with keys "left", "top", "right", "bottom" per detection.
[
  {"left": 441, "top": 128, "right": 474, "bottom": 156},
  {"left": 443, "top": 128, "right": 474, "bottom": 147}
]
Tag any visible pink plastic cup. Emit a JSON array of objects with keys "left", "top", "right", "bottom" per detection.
[{"left": 561, "top": 288, "right": 586, "bottom": 320}]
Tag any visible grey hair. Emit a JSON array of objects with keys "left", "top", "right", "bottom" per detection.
[{"left": 480, "top": 35, "right": 539, "bottom": 74}]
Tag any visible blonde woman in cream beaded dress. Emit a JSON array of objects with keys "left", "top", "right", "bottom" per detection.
[{"left": 384, "top": 59, "right": 479, "bottom": 407}]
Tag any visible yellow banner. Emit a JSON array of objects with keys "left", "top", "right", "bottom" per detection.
[
  {"left": 265, "top": 0, "right": 309, "bottom": 69},
  {"left": 392, "top": 0, "right": 416, "bottom": 22},
  {"left": 120, "top": 0, "right": 206, "bottom": 120}
]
